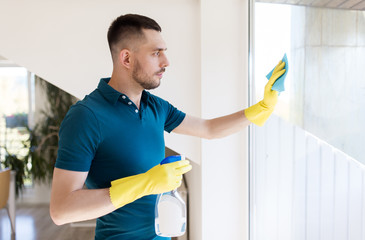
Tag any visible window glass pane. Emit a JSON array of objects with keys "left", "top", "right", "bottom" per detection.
[
  {"left": 254, "top": 3, "right": 365, "bottom": 163},
  {"left": 0, "top": 67, "right": 28, "bottom": 115},
  {"left": 251, "top": 3, "right": 365, "bottom": 240},
  {"left": 0, "top": 67, "right": 31, "bottom": 184}
]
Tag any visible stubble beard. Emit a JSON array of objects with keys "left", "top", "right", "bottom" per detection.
[{"left": 132, "top": 60, "right": 163, "bottom": 90}]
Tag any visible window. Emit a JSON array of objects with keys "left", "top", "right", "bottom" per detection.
[
  {"left": 0, "top": 66, "right": 34, "bottom": 186},
  {"left": 250, "top": 2, "right": 365, "bottom": 240}
]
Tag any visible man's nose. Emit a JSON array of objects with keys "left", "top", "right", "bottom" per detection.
[{"left": 160, "top": 53, "right": 170, "bottom": 68}]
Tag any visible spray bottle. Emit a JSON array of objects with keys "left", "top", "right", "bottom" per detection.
[{"left": 155, "top": 155, "right": 187, "bottom": 237}]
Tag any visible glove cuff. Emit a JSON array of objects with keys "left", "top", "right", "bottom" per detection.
[
  {"left": 244, "top": 101, "right": 274, "bottom": 126},
  {"left": 109, "top": 173, "right": 149, "bottom": 209}
]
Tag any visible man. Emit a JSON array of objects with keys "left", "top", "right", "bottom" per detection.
[{"left": 50, "top": 14, "right": 285, "bottom": 239}]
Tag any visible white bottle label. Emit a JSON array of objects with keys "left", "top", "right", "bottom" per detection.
[{"left": 156, "top": 195, "right": 185, "bottom": 236}]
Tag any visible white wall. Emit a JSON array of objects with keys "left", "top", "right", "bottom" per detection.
[
  {"left": 0, "top": 1, "right": 249, "bottom": 239},
  {"left": 0, "top": 0, "right": 202, "bottom": 164},
  {"left": 200, "top": 0, "right": 248, "bottom": 239}
]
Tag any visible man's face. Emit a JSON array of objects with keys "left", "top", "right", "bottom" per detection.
[{"left": 131, "top": 29, "right": 170, "bottom": 90}]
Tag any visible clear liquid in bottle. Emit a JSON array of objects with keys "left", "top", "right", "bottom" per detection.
[{"left": 155, "top": 155, "right": 187, "bottom": 237}]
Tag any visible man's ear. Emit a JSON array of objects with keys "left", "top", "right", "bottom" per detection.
[{"left": 118, "top": 49, "right": 132, "bottom": 69}]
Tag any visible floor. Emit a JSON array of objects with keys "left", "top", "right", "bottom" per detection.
[{"left": 0, "top": 204, "right": 95, "bottom": 240}]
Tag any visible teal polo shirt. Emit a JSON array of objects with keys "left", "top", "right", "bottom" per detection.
[{"left": 55, "top": 78, "right": 186, "bottom": 240}]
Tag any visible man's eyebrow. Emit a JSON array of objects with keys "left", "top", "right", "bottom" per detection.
[{"left": 153, "top": 48, "right": 167, "bottom": 52}]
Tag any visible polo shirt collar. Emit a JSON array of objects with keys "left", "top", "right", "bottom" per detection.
[
  {"left": 97, "top": 78, "right": 121, "bottom": 105},
  {"left": 97, "top": 78, "right": 149, "bottom": 107}
]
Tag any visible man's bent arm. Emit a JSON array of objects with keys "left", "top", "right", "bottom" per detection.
[
  {"left": 174, "top": 60, "right": 286, "bottom": 138},
  {"left": 173, "top": 110, "right": 251, "bottom": 139},
  {"left": 50, "top": 168, "right": 115, "bottom": 225},
  {"left": 50, "top": 160, "right": 193, "bottom": 225}
]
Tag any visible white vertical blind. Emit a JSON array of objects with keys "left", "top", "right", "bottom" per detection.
[{"left": 252, "top": 115, "right": 365, "bottom": 240}]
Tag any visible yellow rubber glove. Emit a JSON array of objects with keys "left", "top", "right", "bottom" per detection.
[
  {"left": 109, "top": 160, "right": 192, "bottom": 209},
  {"left": 244, "top": 60, "right": 286, "bottom": 126}
]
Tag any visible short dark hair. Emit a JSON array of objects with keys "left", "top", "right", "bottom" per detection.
[{"left": 107, "top": 14, "right": 161, "bottom": 58}]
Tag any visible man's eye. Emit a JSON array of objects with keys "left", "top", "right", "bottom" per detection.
[{"left": 154, "top": 52, "right": 160, "bottom": 56}]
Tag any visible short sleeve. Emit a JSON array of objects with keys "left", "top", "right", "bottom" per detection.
[
  {"left": 55, "top": 104, "right": 101, "bottom": 172},
  {"left": 161, "top": 100, "right": 186, "bottom": 133}
]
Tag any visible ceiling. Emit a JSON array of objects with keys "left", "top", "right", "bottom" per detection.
[
  {"left": 256, "top": 0, "right": 365, "bottom": 10},
  {"left": 0, "top": 55, "right": 19, "bottom": 67}
]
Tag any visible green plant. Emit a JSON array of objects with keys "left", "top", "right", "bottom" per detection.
[
  {"left": 1, "top": 117, "right": 31, "bottom": 195},
  {"left": 3, "top": 148, "right": 27, "bottom": 196}
]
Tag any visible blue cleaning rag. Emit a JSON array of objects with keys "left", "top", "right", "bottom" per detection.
[{"left": 266, "top": 53, "right": 288, "bottom": 93}]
